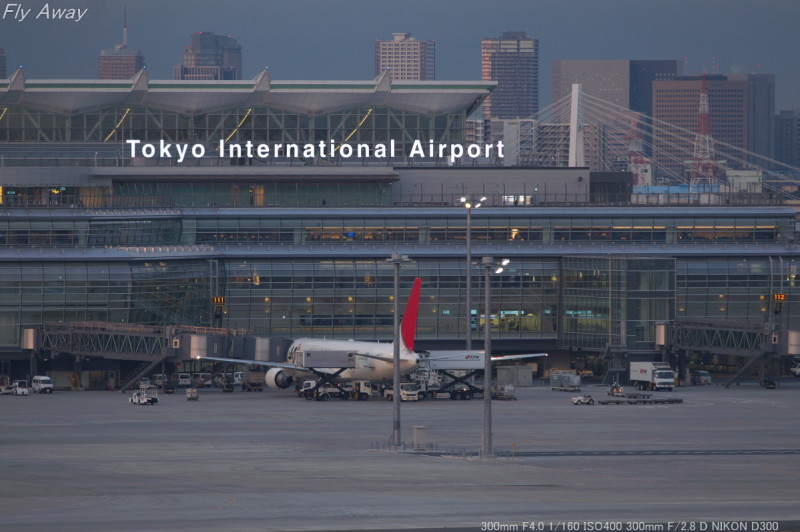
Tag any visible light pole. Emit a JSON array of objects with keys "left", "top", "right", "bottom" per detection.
[
  {"left": 460, "top": 196, "right": 486, "bottom": 352},
  {"left": 480, "top": 255, "right": 509, "bottom": 458},
  {"left": 386, "top": 253, "right": 411, "bottom": 448}
]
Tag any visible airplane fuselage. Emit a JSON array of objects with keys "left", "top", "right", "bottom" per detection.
[{"left": 286, "top": 338, "right": 418, "bottom": 382}]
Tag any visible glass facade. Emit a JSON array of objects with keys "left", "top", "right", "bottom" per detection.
[
  {"left": 1, "top": 205, "right": 798, "bottom": 354},
  {"left": 676, "top": 258, "right": 798, "bottom": 323},
  {"left": 561, "top": 257, "right": 674, "bottom": 350},
  {"left": 223, "top": 258, "right": 560, "bottom": 341},
  {"left": 0, "top": 208, "right": 792, "bottom": 248},
  {"left": 0, "top": 261, "right": 209, "bottom": 347},
  {"left": 0, "top": 105, "right": 465, "bottom": 155}
]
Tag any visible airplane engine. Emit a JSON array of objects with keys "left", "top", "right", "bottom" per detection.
[{"left": 265, "top": 367, "right": 294, "bottom": 389}]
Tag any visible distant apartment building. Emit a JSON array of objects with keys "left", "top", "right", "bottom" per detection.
[
  {"left": 652, "top": 74, "right": 775, "bottom": 176},
  {"left": 552, "top": 59, "right": 677, "bottom": 116},
  {"left": 776, "top": 110, "right": 800, "bottom": 168},
  {"left": 97, "top": 12, "right": 145, "bottom": 80},
  {"left": 0, "top": 48, "right": 7, "bottom": 78},
  {"left": 374, "top": 33, "right": 435, "bottom": 80},
  {"left": 481, "top": 31, "right": 538, "bottom": 120},
  {"left": 174, "top": 32, "right": 242, "bottom": 80}
]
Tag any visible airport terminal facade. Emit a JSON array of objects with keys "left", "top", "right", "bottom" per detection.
[{"left": 1, "top": 72, "right": 798, "bottom": 379}]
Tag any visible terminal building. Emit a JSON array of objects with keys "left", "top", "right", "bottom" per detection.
[{"left": 0, "top": 69, "right": 797, "bottom": 386}]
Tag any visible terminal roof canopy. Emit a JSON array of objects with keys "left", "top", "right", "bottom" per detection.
[{"left": 0, "top": 69, "right": 496, "bottom": 115}]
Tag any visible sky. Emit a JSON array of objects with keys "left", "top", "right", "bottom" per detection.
[{"left": 1, "top": 0, "right": 799, "bottom": 109}]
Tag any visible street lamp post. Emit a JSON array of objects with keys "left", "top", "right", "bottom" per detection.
[
  {"left": 480, "top": 256, "right": 509, "bottom": 458},
  {"left": 386, "top": 253, "right": 411, "bottom": 448},
  {"left": 461, "top": 196, "right": 486, "bottom": 352}
]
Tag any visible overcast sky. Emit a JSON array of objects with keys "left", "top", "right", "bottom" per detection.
[{"left": 2, "top": 0, "right": 799, "bottom": 109}]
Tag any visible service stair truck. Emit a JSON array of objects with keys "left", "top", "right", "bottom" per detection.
[{"left": 630, "top": 362, "right": 675, "bottom": 391}]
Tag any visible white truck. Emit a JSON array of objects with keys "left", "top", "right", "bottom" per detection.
[
  {"left": 790, "top": 363, "right": 800, "bottom": 378},
  {"left": 630, "top": 362, "right": 675, "bottom": 391},
  {"left": 383, "top": 382, "right": 422, "bottom": 401}
]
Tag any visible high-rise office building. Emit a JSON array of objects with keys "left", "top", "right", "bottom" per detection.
[
  {"left": 374, "top": 33, "right": 435, "bottom": 80},
  {"left": 174, "top": 32, "right": 242, "bottom": 80},
  {"left": 0, "top": 48, "right": 7, "bottom": 79},
  {"left": 97, "top": 11, "right": 144, "bottom": 80},
  {"left": 652, "top": 74, "right": 776, "bottom": 175},
  {"left": 481, "top": 31, "right": 538, "bottom": 120},
  {"left": 739, "top": 73, "right": 775, "bottom": 163},
  {"left": 652, "top": 75, "right": 749, "bottom": 175},
  {"left": 552, "top": 59, "right": 677, "bottom": 116},
  {"left": 776, "top": 110, "right": 800, "bottom": 168}
]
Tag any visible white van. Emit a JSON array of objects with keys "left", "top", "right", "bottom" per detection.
[
  {"left": 176, "top": 373, "right": 192, "bottom": 388},
  {"left": 32, "top": 375, "right": 54, "bottom": 394}
]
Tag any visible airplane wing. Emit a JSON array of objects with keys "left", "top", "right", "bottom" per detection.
[
  {"left": 423, "top": 350, "right": 548, "bottom": 370},
  {"left": 193, "top": 355, "right": 297, "bottom": 370},
  {"left": 491, "top": 353, "right": 548, "bottom": 361},
  {"left": 424, "top": 351, "right": 548, "bottom": 361}
]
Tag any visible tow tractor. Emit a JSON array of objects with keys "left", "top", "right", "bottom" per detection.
[
  {"left": 571, "top": 394, "right": 595, "bottom": 405},
  {"left": 130, "top": 384, "right": 158, "bottom": 405}
]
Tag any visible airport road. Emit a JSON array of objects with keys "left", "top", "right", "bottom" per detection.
[{"left": 1, "top": 381, "right": 799, "bottom": 532}]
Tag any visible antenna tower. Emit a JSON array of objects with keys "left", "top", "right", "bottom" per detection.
[{"left": 689, "top": 73, "right": 719, "bottom": 189}]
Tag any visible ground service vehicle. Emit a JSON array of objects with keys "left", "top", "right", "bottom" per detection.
[
  {"left": 491, "top": 384, "right": 517, "bottom": 400},
  {"left": 790, "top": 364, "right": 800, "bottom": 377},
  {"left": 571, "top": 394, "right": 595, "bottom": 405},
  {"left": 692, "top": 370, "right": 712, "bottom": 385},
  {"left": 630, "top": 362, "right": 675, "bottom": 391},
  {"left": 242, "top": 370, "right": 265, "bottom": 391},
  {"left": 130, "top": 385, "right": 158, "bottom": 405},
  {"left": 384, "top": 382, "right": 421, "bottom": 401},
  {"left": 299, "top": 380, "right": 341, "bottom": 401},
  {"left": 32, "top": 375, "right": 54, "bottom": 394},
  {"left": 12, "top": 380, "right": 29, "bottom": 396},
  {"left": 343, "top": 380, "right": 373, "bottom": 400}
]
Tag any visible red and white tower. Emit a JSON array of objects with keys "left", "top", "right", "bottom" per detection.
[{"left": 689, "top": 74, "right": 721, "bottom": 189}]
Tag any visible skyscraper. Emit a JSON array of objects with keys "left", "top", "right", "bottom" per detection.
[
  {"left": 651, "top": 73, "right": 776, "bottom": 175},
  {"left": 652, "top": 75, "right": 749, "bottom": 175},
  {"left": 97, "top": 10, "right": 144, "bottom": 80},
  {"left": 174, "top": 32, "right": 242, "bottom": 80},
  {"left": 0, "top": 48, "right": 7, "bottom": 79},
  {"left": 552, "top": 59, "right": 677, "bottom": 116},
  {"left": 740, "top": 73, "right": 775, "bottom": 163},
  {"left": 481, "top": 31, "right": 538, "bottom": 120},
  {"left": 374, "top": 33, "right": 435, "bottom": 80},
  {"left": 776, "top": 110, "right": 800, "bottom": 168}
]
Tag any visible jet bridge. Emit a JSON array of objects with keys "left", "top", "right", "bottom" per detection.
[
  {"left": 25, "top": 322, "right": 249, "bottom": 391},
  {"left": 664, "top": 319, "right": 800, "bottom": 387}
]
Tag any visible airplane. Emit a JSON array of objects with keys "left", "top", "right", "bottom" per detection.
[
  {"left": 194, "top": 278, "right": 424, "bottom": 392},
  {"left": 194, "top": 277, "right": 547, "bottom": 395}
]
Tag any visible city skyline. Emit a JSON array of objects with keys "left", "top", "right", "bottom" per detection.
[{"left": 0, "top": 0, "right": 799, "bottom": 110}]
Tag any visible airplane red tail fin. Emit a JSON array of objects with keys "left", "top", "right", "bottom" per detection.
[{"left": 400, "top": 278, "right": 422, "bottom": 352}]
